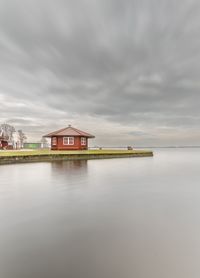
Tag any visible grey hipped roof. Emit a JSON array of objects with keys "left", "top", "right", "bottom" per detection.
[{"left": 44, "top": 125, "right": 95, "bottom": 138}]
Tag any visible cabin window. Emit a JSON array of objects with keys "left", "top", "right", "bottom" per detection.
[
  {"left": 81, "top": 137, "right": 86, "bottom": 145},
  {"left": 63, "top": 137, "right": 74, "bottom": 145},
  {"left": 52, "top": 137, "right": 57, "bottom": 145}
]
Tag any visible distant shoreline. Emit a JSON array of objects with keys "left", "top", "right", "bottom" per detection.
[
  {"left": 90, "top": 146, "right": 200, "bottom": 149},
  {"left": 133, "top": 146, "right": 200, "bottom": 149}
]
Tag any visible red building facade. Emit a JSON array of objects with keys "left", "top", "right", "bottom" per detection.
[
  {"left": 44, "top": 125, "right": 95, "bottom": 150},
  {"left": 0, "top": 136, "right": 8, "bottom": 149}
]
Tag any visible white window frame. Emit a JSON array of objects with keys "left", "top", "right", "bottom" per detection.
[
  {"left": 52, "top": 137, "right": 57, "bottom": 145},
  {"left": 81, "top": 137, "right": 86, "bottom": 145},
  {"left": 63, "top": 137, "right": 74, "bottom": 145}
]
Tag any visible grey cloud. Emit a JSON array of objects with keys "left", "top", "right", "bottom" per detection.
[{"left": 0, "top": 0, "right": 200, "bottom": 145}]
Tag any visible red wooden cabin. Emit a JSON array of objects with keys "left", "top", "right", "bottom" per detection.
[
  {"left": 0, "top": 136, "right": 8, "bottom": 149},
  {"left": 44, "top": 125, "right": 95, "bottom": 150}
]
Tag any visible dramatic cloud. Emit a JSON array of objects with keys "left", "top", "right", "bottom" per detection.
[{"left": 0, "top": 0, "right": 200, "bottom": 146}]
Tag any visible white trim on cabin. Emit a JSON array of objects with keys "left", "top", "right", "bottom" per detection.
[
  {"left": 63, "top": 137, "right": 74, "bottom": 145},
  {"left": 81, "top": 137, "right": 86, "bottom": 145},
  {"left": 52, "top": 137, "right": 57, "bottom": 145}
]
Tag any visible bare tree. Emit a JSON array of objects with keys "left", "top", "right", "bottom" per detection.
[
  {"left": 0, "top": 126, "right": 3, "bottom": 137},
  {"left": 18, "top": 130, "right": 27, "bottom": 148},
  {"left": 0, "top": 124, "right": 15, "bottom": 141}
]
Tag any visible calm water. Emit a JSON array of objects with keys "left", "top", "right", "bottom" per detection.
[{"left": 0, "top": 149, "right": 200, "bottom": 278}]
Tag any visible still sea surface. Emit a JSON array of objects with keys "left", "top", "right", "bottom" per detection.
[{"left": 0, "top": 149, "right": 200, "bottom": 278}]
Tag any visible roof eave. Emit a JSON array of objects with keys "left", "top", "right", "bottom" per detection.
[{"left": 44, "top": 134, "right": 95, "bottom": 138}]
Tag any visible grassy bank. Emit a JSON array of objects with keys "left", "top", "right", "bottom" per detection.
[
  {"left": 0, "top": 149, "right": 153, "bottom": 165},
  {"left": 0, "top": 149, "right": 152, "bottom": 156}
]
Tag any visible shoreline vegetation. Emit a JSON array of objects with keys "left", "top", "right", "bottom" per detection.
[{"left": 0, "top": 149, "right": 153, "bottom": 165}]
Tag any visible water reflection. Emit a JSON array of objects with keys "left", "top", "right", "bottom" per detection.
[
  {"left": 50, "top": 160, "right": 88, "bottom": 192},
  {"left": 51, "top": 159, "right": 88, "bottom": 173}
]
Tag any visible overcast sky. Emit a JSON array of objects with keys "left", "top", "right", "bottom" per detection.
[{"left": 0, "top": 0, "right": 200, "bottom": 146}]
